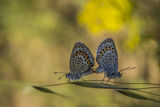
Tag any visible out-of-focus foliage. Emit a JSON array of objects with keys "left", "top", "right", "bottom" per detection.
[
  {"left": 0, "top": 0, "right": 160, "bottom": 107},
  {"left": 78, "top": 0, "right": 142, "bottom": 51},
  {"left": 78, "top": 0, "right": 133, "bottom": 33}
]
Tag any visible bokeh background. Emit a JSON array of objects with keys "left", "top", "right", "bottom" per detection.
[{"left": 0, "top": 0, "right": 160, "bottom": 107}]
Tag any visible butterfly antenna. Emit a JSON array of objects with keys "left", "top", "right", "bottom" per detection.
[
  {"left": 119, "top": 67, "right": 136, "bottom": 73},
  {"left": 54, "top": 72, "right": 67, "bottom": 74},
  {"left": 53, "top": 72, "right": 67, "bottom": 80},
  {"left": 58, "top": 74, "right": 66, "bottom": 80}
]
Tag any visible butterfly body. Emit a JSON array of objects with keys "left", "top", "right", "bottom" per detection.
[
  {"left": 66, "top": 42, "right": 94, "bottom": 80},
  {"left": 65, "top": 69, "right": 94, "bottom": 80},
  {"left": 65, "top": 73, "right": 81, "bottom": 80},
  {"left": 96, "top": 38, "right": 122, "bottom": 80}
]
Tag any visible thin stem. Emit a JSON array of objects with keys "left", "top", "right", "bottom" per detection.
[
  {"left": 34, "top": 82, "right": 69, "bottom": 87},
  {"left": 85, "top": 80, "right": 160, "bottom": 85},
  {"left": 111, "top": 81, "right": 160, "bottom": 85},
  {"left": 134, "top": 89, "right": 160, "bottom": 97},
  {"left": 128, "top": 86, "right": 160, "bottom": 90}
]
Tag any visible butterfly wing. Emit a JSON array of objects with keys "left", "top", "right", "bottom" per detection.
[
  {"left": 96, "top": 38, "right": 118, "bottom": 73},
  {"left": 70, "top": 42, "right": 94, "bottom": 75}
]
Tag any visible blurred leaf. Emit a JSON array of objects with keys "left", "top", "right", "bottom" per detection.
[
  {"left": 117, "top": 90, "right": 160, "bottom": 103},
  {"left": 32, "top": 86, "right": 69, "bottom": 98},
  {"left": 32, "top": 86, "right": 56, "bottom": 94}
]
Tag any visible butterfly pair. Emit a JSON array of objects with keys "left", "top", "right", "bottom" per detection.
[{"left": 55, "top": 38, "right": 127, "bottom": 81}]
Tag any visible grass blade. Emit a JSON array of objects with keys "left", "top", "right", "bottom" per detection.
[
  {"left": 36, "top": 82, "right": 69, "bottom": 87},
  {"left": 117, "top": 90, "right": 160, "bottom": 103},
  {"left": 71, "top": 82, "right": 160, "bottom": 90},
  {"left": 71, "top": 82, "right": 128, "bottom": 89},
  {"left": 111, "top": 82, "right": 160, "bottom": 86},
  {"left": 71, "top": 82, "right": 160, "bottom": 97},
  {"left": 32, "top": 86, "right": 69, "bottom": 98},
  {"left": 85, "top": 80, "right": 160, "bottom": 86}
]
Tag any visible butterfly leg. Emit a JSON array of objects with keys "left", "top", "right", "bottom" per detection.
[
  {"left": 96, "top": 66, "right": 104, "bottom": 74},
  {"left": 81, "top": 77, "right": 87, "bottom": 82},
  {"left": 114, "top": 78, "right": 119, "bottom": 83},
  {"left": 67, "top": 79, "right": 71, "bottom": 83},
  {"left": 101, "top": 75, "right": 106, "bottom": 83},
  {"left": 106, "top": 78, "right": 111, "bottom": 83}
]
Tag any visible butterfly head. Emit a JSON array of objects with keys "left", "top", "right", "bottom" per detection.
[
  {"left": 105, "top": 68, "right": 122, "bottom": 79},
  {"left": 117, "top": 71, "right": 122, "bottom": 78},
  {"left": 65, "top": 73, "right": 81, "bottom": 80},
  {"left": 65, "top": 73, "right": 70, "bottom": 78}
]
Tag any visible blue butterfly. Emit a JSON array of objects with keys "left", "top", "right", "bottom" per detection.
[
  {"left": 96, "top": 38, "right": 121, "bottom": 81},
  {"left": 55, "top": 42, "right": 94, "bottom": 81}
]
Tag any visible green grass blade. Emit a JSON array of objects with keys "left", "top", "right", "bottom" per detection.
[
  {"left": 71, "top": 81, "right": 160, "bottom": 90},
  {"left": 85, "top": 80, "right": 160, "bottom": 85},
  {"left": 117, "top": 90, "right": 160, "bottom": 103},
  {"left": 71, "top": 82, "right": 160, "bottom": 97},
  {"left": 32, "top": 86, "right": 69, "bottom": 98},
  {"left": 71, "top": 82, "right": 159, "bottom": 90},
  {"left": 71, "top": 82, "right": 128, "bottom": 89}
]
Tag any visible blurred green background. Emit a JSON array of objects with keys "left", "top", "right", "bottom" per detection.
[{"left": 0, "top": 0, "right": 160, "bottom": 107}]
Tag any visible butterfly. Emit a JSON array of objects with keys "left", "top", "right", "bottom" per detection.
[
  {"left": 96, "top": 38, "right": 121, "bottom": 81},
  {"left": 55, "top": 42, "right": 94, "bottom": 81}
]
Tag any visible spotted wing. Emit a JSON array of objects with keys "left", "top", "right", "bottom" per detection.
[
  {"left": 70, "top": 42, "right": 94, "bottom": 74},
  {"left": 96, "top": 38, "right": 118, "bottom": 72}
]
